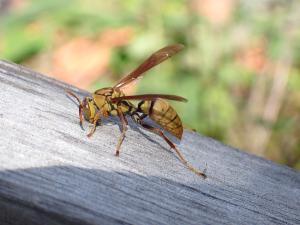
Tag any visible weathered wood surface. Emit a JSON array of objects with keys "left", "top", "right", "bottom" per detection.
[{"left": 0, "top": 59, "right": 299, "bottom": 225}]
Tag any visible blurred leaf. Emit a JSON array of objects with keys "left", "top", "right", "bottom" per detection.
[
  {"left": 0, "top": 0, "right": 72, "bottom": 30},
  {"left": 1, "top": 28, "right": 46, "bottom": 62},
  {"left": 272, "top": 117, "right": 296, "bottom": 132},
  {"left": 218, "top": 62, "right": 254, "bottom": 86},
  {"left": 288, "top": 69, "right": 300, "bottom": 91}
]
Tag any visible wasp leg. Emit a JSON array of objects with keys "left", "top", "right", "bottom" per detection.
[
  {"left": 115, "top": 108, "right": 128, "bottom": 157},
  {"left": 65, "top": 89, "right": 84, "bottom": 127},
  {"left": 87, "top": 111, "right": 102, "bottom": 138},
  {"left": 137, "top": 120, "right": 206, "bottom": 178},
  {"left": 79, "top": 104, "right": 84, "bottom": 128}
]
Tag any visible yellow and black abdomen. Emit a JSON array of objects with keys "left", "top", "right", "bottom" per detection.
[{"left": 139, "top": 99, "right": 183, "bottom": 139}]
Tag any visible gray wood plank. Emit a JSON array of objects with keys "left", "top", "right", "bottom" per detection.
[{"left": 0, "top": 59, "right": 299, "bottom": 225}]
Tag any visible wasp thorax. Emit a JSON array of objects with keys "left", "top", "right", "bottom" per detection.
[{"left": 94, "top": 87, "right": 113, "bottom": 96}]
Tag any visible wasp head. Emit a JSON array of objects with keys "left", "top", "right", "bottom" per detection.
[
  {"left": 65, "top": 89, "right": 96, "bottom": 127},
  {"left": 82, "top": 97, "right": 96, "bottom": 123}
]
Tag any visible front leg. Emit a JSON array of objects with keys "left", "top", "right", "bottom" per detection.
[
  {"left": 115, "top": 107, "right": 128, "bottom": 156},
  {"left": 87, "top": 111, "right": 102, "bottom": 138}
]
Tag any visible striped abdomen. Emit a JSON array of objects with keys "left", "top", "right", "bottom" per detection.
[{"left": 138, "top": 99, "right": 183, "bottom": 139}]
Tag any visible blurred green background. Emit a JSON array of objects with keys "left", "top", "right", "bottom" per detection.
[{"left": 1, "top": 0, "right": 300, "bottom": 169}]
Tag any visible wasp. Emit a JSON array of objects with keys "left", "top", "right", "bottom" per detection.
[{"left": 66, "top": 44, "right": 206, "bottom": 178}]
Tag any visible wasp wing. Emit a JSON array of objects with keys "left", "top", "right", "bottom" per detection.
[
  {"left": 111, "top": 94, "right": 187, "bottom": 103},
  {"left": 114, "top": 44, "right": 184, "bottom": 89}
]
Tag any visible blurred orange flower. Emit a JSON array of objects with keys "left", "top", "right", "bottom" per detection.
[
  {"left": 236, "top": 39, "right": 267, "bottom": 73},
  {"left": 51, "top": 27, "right": 133, "bottom": 88}
]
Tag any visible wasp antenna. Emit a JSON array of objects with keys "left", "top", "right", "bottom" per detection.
[
  {"left": 65, "top": 89, "right": 85, "bottom": 129},
  {"left": 65, "top": 89, "right": 81, "bottom": 105}
]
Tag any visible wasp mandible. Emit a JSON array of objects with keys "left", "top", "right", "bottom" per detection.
[{"left": 66, "top": 44, "right": 206, "bottom": 178}]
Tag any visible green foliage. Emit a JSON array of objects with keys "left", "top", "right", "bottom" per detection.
[{"left": 1, "top": 28, "right": 45, "bottom": 63}]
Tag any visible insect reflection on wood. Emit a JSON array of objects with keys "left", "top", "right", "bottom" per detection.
[{"left": 66, "top": 44, "right": 206, "bottom": 178}]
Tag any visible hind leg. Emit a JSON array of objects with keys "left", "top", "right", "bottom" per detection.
[{"left": 133, "top": 115, "right": 206, "bottom": 178}]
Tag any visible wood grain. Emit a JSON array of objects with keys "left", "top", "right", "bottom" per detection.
[{"left": 0, "top": 60, "right": 299, "bottom": 225}]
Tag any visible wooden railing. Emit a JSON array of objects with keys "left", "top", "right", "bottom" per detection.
[{"left": 0, "top": 60, "right": 299, "bottom": 225}]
